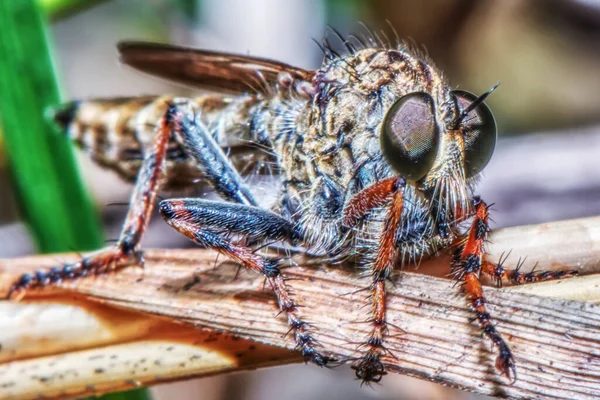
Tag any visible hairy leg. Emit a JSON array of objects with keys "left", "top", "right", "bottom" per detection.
[
  {"left": 159, "top": 198, "right": 331, "bottom": 365},
  {"left": 342, "top": 177, "right": 406, "bottom": 383},
  {"left": 6, "top": 102, "right": 256, "bottom": 299},
  {"left": 168, "top": 103, "right": 258, "bottom": 206},
  {"left": 6, "top": 105, "right": 176, "bottom": 299},
  {"left": 452, "top": 197, "right": 518, "bottom": 381},
  {"left": 481, "top": 256, "right": 578, "bottom": 288}
]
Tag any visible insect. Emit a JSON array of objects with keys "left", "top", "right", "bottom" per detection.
[{"left": 6, "top": 30, "right": 578, "bottom": 384}]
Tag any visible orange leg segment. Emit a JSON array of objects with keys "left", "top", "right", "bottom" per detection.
[
  {"left": 343, "top": 177, "right": 406, "bottom": 383},
  {"left": 6, "top": 104, "right": 174, "bottom": 299},
  {"left": 453, "top": 197, "right": 517, "bottom": 382},
  {"left": 481, "top": 257, "right": 578, "bottom": 288}
]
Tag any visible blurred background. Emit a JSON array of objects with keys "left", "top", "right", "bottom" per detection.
[{"left": 1, "top": 0, "right": 600, "bottom": 399}]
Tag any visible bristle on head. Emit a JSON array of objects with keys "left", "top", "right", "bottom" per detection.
[{"left": 46, "top": 101, "right": 81, "bottom": 131}]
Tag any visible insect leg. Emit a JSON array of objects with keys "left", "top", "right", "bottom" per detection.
[
  {"left": 342, "top": 177, "right": 404, "bottom": 226},
  {"left": 342, "top": 177, "right": 406, "bottom": 383},
  {"left": 452, "top": 197, "right": 516, "bottom": 382},
  {"left": 480, "top": 257, "right": 578, "bottom": 287},
  {"left": 168, "top": 105, "right": 258, "bottom": 206},
  {"left": 159, "top": 198, "right": 332, "bottom": 366},
  {"left": 6, "top": 104, "right": 176, "bottom": 299}
]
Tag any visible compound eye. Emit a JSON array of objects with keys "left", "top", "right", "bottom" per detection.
[
  {"left": 453, "top": 90, "right": 497, "bottom": 178},
  {"left": 380, "top": 92, "right": 439, "bottom": 180}
]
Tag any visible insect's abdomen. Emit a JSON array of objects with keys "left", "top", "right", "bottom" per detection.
[
  {"left": 53, "top": 94, "right": 266, "bottom": 189},
  {"left": 54, "top": 96, "right": 174, "bottom": 182}
]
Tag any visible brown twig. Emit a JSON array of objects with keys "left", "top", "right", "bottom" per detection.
[{"left": 1, "top": 217, "right": 600, "bottom": 399}]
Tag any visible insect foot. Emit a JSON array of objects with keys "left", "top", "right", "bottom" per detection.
[
  {"left": 495, "top": 344, "right": 517, "bottom": 383},
  {"left": 5, "top": 248, "right": 142, "bottom": 300},
  {"left": 351, "top": 350, "right": 386, "bottom": 384}
]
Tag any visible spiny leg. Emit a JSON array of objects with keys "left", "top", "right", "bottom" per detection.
[
  {"left": 343, "top": 177, "right": 406, "bottom": 383},
  {"left": 452, "top": 197, "right": 516, "bottom": 382},
  {"left": 168, "top": 104, "right": 258, "bottom": 206},
  {"left": 6, "top": 99, "right": 264, "bottom": 299},
  {"left": 5, "top": 104, "right": 180, "bottom": 299},
  {"left": 481, "top": 255, "right": 578, "bottom": 288},
  {"left": 163, "top": 104, "right": 330, "bottom": 365},
  {"left": 159, "top": 198, "right": 331, "bottom": 366}
]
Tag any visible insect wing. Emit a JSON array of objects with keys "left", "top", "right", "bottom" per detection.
[{"left": 118, "top": 41, "right": 312, "bottom": 94}]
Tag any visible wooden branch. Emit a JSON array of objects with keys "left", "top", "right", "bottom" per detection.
[{"left": 1, "top": 217, "right": 600, "bottom": 399}]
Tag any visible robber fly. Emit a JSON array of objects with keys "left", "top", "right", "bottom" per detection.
[{"left": 6, "top": 30, "right": 578, "bottom": 384}]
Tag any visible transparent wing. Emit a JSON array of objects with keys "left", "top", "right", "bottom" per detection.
[{"left": 118, "top": 41, "right": 312, "bottom": 94}]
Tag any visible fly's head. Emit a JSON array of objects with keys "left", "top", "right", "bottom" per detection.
[
  {"left": 311, "top": 46, "right": 497, "bottom": 227},
  {"left": 378, "top": 65, "right": 498, "bottom": 223}
]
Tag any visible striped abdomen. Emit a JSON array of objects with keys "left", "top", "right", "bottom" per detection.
[{"left": 54, "top": 94, "right": 266, "bottom": 189}]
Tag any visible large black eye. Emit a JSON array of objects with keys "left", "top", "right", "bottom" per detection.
[
  {"left": 380, "top": 92, "right": 439, "bottom": 180},
  {"left": 453, "top": 90, "right": 497, "bottom": 178}
]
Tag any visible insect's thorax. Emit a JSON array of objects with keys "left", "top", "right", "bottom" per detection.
[{"left": 261, "top": 48, "right": 463, "bottom": 258}]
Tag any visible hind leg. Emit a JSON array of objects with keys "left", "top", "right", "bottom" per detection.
[
  {"left": 6, "top": 101, "right": 256, "bottom": 299},
  {"left": 6, "top": 104, "right": 177, "bottom": 299}
]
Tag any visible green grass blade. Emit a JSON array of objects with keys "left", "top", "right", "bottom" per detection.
[
  {"left": 38, "top": 0, "right": 108, "bottom": 19},
  {"left": 0, "top": 0, "right": 103, "bottom": 253},
  {"left": 0, "top": 1, "right": 150, "bottom": 398}
]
